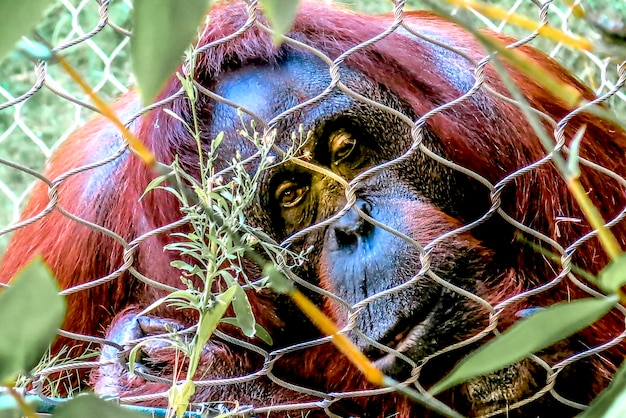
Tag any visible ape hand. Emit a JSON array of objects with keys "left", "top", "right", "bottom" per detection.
[
  {"left": 93, "top": 313, "right": 187, "bottom": 397},
  {"left": 94, "top": 313, "right": 262, "bottom": 416}
]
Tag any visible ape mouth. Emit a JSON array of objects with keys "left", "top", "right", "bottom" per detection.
[{"left": 367, "top": 309, "right": 437, "bottom": 371}]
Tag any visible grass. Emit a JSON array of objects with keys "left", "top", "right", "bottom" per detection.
[{"left": 0, "top": 0, "right": 132, "bottom": 254}]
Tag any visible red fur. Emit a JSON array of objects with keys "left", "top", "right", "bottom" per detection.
[{"left": 2, "top": 1, "right": 626, "bottom": 416}]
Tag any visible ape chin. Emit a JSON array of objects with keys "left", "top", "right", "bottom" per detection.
[{"left": 2, "top": 2, "right": 625, "bottom": 417}]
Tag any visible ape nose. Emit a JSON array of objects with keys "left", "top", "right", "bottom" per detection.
[{"left": 329, "top": 199, "right": 373, "bottom": 250}]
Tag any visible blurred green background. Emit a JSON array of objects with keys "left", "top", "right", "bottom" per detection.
[{"left": 0, "top": 0, "right": 623, "bottom": 255}]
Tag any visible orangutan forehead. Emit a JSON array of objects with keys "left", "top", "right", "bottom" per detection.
[
  {"left": 212, "top": 56, "right": 345, "bottom": 118},
  {"left": 206, "top": 53, "right": 413, "bottom": 156}
]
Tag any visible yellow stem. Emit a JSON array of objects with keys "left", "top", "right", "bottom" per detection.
[
  {"left": 568, "top": 178, "right": 622, "bottom": 261},
  {"left": 562, "top": 0, "right": 586, "bottom": 18},
  {"left": 446, "top": 0, "right": 591, "bottom": 50},
  {"left": 290, "top": 290, "right": 384, "bottom": 386},
  {"left": 57, "top": 56, "right": 157, "bottom": 167}
]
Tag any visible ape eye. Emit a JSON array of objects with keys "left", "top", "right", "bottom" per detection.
[
  {"left": 275, "top": 180, "right": 309, "bottom": 208},
  {"left": 330, "top": 131, "right": 357, "bottom": 165}
]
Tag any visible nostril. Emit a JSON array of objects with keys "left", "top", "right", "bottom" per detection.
[
  {"left": 333, "top": 227, "right": 355, "bottom": 248},
  {"left": 330, "top": 199, "right": 372, "bottom": 250},
  {"left": 355, "top": 199, "right": 372, "bottom": 218}
]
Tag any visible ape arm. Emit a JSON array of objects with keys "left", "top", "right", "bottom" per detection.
[{"left": 0, "top": 92, "right": 144, "bottom": 351}]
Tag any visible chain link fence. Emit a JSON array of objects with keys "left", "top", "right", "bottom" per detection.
[{"left": 1, "top": 0, "right": 626, "bottom": 416}]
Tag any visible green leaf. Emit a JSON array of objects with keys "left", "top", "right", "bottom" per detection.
[
  {"left": 0, "top": 407, "right": 20, "bottom": 418},
  {"left": 211, "top": 131, "right": 225, "bottom": 153},
  {"left": 170, "top": 260, "right": 196, "bottom": 273},
  {"left": 0, "top": 258, "right": 66, "bottom": 384},
  {"left": 141, "top": 171, "right": 174, "bottom": 200},
  {"left": 259, "top": 0, "right": 301, "bottom": 45},
  {"left": 169, "top": 379, "right": 195, "bottom": 418},
  {"left": 579, "top": 359, "right": 626, "bottom": 417},
  {"left": 15, "top": 38, "right": 53, "bottom": 62},
  {"left": 265, "top": 264, "right": 294, "bottom": 294},
  {"left": 197, "top": 286, "right": 237, "bottom": 343},
  {"left": 430, "top": 296, "right": 618, "bottom": 395},
  {"left": 221, "top": 318, "right": 273, "bottom": 345},
  {"left": 598, "top": 253, "right": 626, "bottom": 293},
  {"left": 54, "top": 394, "right": 147, "bottom": 418},
  {"left": 0, "top": 0, "right": 52, "bottom": 62},
  {"left": 230, "top": 285, "right": 256, "bottom": 338},
  {"left": 137, "top": 290, "right": 199, "bottom": 317},
  {"left": 132, "top": 0, "right": 213, "bottom": 105},
  {"left": 221, "top": 271, "right": 256, "bottom": 338},
  {"left": 566, "top": 125, "right": 586, "bottom": 178}
]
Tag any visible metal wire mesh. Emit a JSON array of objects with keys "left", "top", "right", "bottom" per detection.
[{"left": 1, "top": 0, "right": 626, "bottom": 416}]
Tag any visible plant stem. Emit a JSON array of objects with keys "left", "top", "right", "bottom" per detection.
[{"left": 568, "top": 178, "right": 622, "bottom": 261}]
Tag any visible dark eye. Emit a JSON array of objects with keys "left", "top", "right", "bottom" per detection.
[
  {"left": 275, "top": 180, "right": 309, "bottom": 208},
  {"left": 330, "top": 131, "right": 357, "bottom": 165}
]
